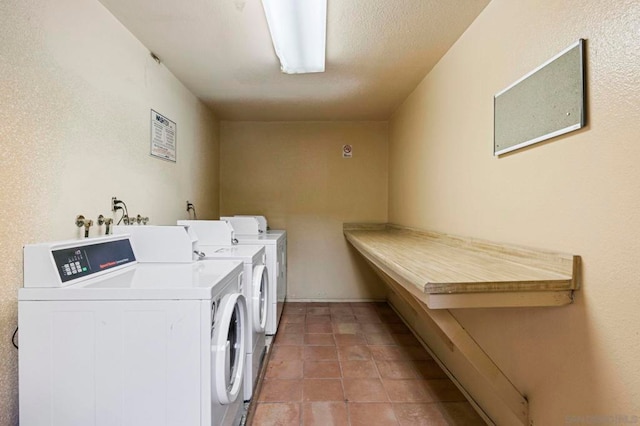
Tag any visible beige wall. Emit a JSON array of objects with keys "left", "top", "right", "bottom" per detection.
[
  {"left": 220, "top": 121, "right": 388, "bottom": 301},
  {"left": 389, "top": 0, "right": 640, "bottom": 423},
  {"left": 0, "top": 1, "right": 220, "bottom": 423}
]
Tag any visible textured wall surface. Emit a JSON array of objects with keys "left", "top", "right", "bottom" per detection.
[
  {"left": 0, "top": 1, "right": 220, "bottom": 424},
  {"left": 388, "top": 0, "right": 640, "bottom": 423},
  {"left": 220, "top": 121, "right": 388, "bottom": 301}
]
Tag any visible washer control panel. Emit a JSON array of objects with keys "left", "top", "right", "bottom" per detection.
[
  {"left": 52, "top": 239, "right": 136, "bottom": 283},
  {"left": 24, "top": 235, "right": 138, "bottom": 288}
]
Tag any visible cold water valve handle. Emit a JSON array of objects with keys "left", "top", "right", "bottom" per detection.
[
  {"left": 75, "top": 215, "right": 93, "bottom": 238},
  {"left": 97, "top": 214, "right": 114, "bottom": 235}
]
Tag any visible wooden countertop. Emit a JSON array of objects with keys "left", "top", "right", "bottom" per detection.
[{"left": 344, "top": 223, "right": 580, "bottom": 308}]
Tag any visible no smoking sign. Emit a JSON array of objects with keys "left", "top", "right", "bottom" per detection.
[{"left": 342, "top": 144, "right": 353, "bottom": 158}]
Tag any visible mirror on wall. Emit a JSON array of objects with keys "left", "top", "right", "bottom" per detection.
[{"left": 494, "top": 39, "right": 585, "bottom": 156}]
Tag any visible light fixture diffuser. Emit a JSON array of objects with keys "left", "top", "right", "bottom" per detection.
[{"left": 261, "top": 0, "right": 327, "bottom": 74}]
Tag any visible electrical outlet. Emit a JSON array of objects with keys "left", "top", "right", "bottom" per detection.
[{"left": 111, "top": 197, "right": 118, "bottom": 212}]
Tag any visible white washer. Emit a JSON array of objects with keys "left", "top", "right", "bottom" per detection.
[
  {"left": 221, "top": 217, "right": 287, "bottom": 336},
  {"left": 198, "top": 244, "right": 268, "bottom": 401},
  {"left": 19, "top": 235, "right": 247, "bottom": 426}
]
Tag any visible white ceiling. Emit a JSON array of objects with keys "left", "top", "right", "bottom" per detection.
[{"left": 98, "top": 0, "right": 490, "bottom": 121}]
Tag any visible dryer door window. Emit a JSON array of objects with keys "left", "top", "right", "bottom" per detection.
[
  {"left": 252, "top": 265, "right": 269, "bottom": 332},
  {"left": 212, "top": 293, "right": 247, "bottom": 405}
]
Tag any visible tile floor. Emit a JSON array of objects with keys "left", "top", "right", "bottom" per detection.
[{"left": 249, "top": 302, "right": 486, "bottom": 425}]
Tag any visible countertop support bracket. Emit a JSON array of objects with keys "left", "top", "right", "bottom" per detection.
[{"left": 344, "top": 222, "right": 581, "bottom": 426}]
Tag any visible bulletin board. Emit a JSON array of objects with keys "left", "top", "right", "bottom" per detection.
[{"left": 494, "top": 39, "right": 585, "bottom": 156}]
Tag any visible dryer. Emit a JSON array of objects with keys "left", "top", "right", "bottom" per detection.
[
  {"left": 221, "top": 216, "right": 287, "bottom": 335},
  {"left": 19, "top": 235, "right": 248, "bottom": 426}
]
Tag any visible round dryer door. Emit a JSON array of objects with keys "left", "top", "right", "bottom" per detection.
[
  {"left": 252, "top": 265, "right": 269, "bottom": 332},
  {"left": 212, "top": 293, "right": 247, "bottom": 405}
]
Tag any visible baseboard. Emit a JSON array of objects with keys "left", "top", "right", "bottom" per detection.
[{"left": 285, "top": 298, "right": 387, "bottom": 303}]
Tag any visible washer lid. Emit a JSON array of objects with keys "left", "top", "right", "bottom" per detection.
[
  {"left": 233, "top": 231, "right": 286, "bottom": 245},
  {"left": 18, "top": 260, "right": 243, "bottom": 301},
  {"left": 199, "top": 244, "right": 265, "bottom": 264}
]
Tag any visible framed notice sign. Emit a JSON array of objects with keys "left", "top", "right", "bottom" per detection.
[{"left": 150, "top": 109, "right": 176, "bottom": 162}]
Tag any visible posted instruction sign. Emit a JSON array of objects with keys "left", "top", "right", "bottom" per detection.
[{"left": 150, "top": 109, "right": 176, "bottom": 162}]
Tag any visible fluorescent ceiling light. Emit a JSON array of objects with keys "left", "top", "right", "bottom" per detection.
[{"left": 261, "top": 0, "right": 327, "bottom": 74}]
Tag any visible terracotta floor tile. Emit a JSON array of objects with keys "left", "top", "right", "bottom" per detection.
[
  {"left": 302, "top": 379, "right": 344, "bottom": 402},
  {"left": 304, "top": 361, "right": 341, "bottom": 378},
  {"left": 340, "top": 360, "right": 379, "bottom": 379},
  {"left": 302, "top": 402, "right": 349, "bottom": 426},
  {"left": 376, "top": 361, "right": 420, "bottom": 379},
  {"left": 306, "top": 322, "right": 333, "bottom": 334},
  {"left": 423, "top": 379, "right": 466, "bottom": 402},
  {"left": 379, "top": 312, "right": 404, "bottom": 323},
  {"left": 360, "top": 323, "right": 389, "bottom": 334},
  {"left": 343, "top": 378, "right": 389, "bottom": 402},
  {"left": 348, "top": 402, "right": 399, "bottom": 426},
  {"left": 413, "top": 360, "right": 448, "bottom": 379},
  {"left": 334, "top": 333, "right": 367, "bottom": 346},
  {"left": 387, "top": 322, "right": 411, "bottom": 334},
  {"left": 355, "top": 313, "right": 382, "bottom": 323},
  {"left": 437, "top": 402, "right": 486, "bottom": 425},
  {"left": 258, "top": 379, "right": 303, "bottom": 402},
  {"left": 331, "top": 314, "right": 358, "bottom": 323},
  {"left": 375, "top": 303, "right": 395, "bottom": 312},
  {"left": 351, "top": 305, "right": 379, "bottom": 314},
  {"left": 271, "top": 345, "right": 304, "bottom": 361},
  {"left": 329, "top": 306, "right": 354, "bottom": 315},
  {"left": 337, "top": 345, "right": 372, "bottom": 361},
  {"left": 382, "top": 379, "right": 434, "bottom": 403},
  {"left": 304, "top": 345, "right": 338, "bottom": 361},
  {"left": 370, "top": 345, "right": 430, "bottom": 361},
  {"left": 306, "top": 314, "right": 331, "bottom": 324},
  {"left": 281, "top": 314, "right": 305, "bottom": 324},
  {"left": 333, "top": 322, "right": 361, "bottom": 334},
  {"left": 275, "top": 333, "right": 304, "bottom": 346},
  {"left": 327, "top": 302, "right": 350, "bottom": 308},
  {"left": 392, "top": 333, "right": 420, "bottom": 346},
  {"left": 265, "top": 360, "right": 304, "bottom": 380},
  {"left": 369, "top": 346, "right": 413, "bottom": 361},
  {"left": 283, "top": 304, "right": 307, "bottom": 315},
  {"left": 392, "top": 403, "right": 448, "bottom": 426},
  {"left": 350, "top": 302, "right": 377, "bottom": 308},
  {"left": 365, "top": 332, "right": 396, "bottom": 345},
  {"left": 261, "top": 303, "right": 477, "bottom": 425},
  {"left": 281, "top": 323, "right": 305, "bottom": 334},
  {"left": 251, "top": 403, "right": 301, "bottom": 426},
  {"left": 304, "top": 333, "right": 335, "bottom": 346},
  {"left": 406, "top": 346, "right": 432, "bottom": 360}
]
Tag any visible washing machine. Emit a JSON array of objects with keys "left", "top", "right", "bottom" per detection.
[
  {"left": 122, "top": 223, "right": 268, "bottom": 401},
  {"left": 221, "top": 216, "right": 287, "bottom": 335},
  {"left": 191, "top": 242, "right": 268, "bottom": 401},
  {"left": 177, "top": 220, "right": 268, "bottom": 390},
  {"left": 19, "top": 234, "right": 248, "bottom": 426}
]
